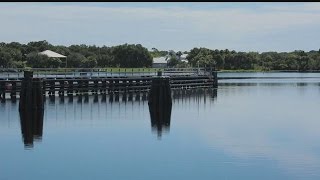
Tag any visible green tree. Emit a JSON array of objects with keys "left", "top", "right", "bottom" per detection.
[
  {"left": 167, "top": 56, "right": 180, "bottom": 67},
  {"left": 112, "top": 44, "right": 152, "bottom": 68},
  {"left": 81, "top": 55, "right": 97, "bottom": 68},
  {"left": 67, "top": 53, "right": 87, "bottom": 68},
  {"left": 26, "top": 52, "right": 50, "bottom": 68}
]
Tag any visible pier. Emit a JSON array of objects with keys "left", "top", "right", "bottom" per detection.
[{"left": 0, "top": 68, "right": 218, "bottom": 101}]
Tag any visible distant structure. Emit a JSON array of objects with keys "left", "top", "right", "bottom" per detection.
[
  {"left": 180, "top": 53, "right": 188, "bottom": 63},
  {"left": 152, "top": 56, "right": 168, "bottom": 68},
  {"left": 152, "top": 50, "right": 188, "bottom": 68},
  {"left": 39, "top": 50, "right": 67, "bottom": 67}
]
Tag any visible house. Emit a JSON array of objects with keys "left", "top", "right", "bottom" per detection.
[
  {"left": 180, "top": 53, "right": 188, "bottom": 63},
  {"left": 152, "top": 51, "right": 189, "bottom": 68},
  {"left": 152, "top": 56, "right": 168, "bottom": 68},
  {"left": 39, "top": 50, "right": 67, "bottom": 67}
]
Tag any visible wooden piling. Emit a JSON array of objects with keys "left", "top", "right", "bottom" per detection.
[
  {"left": 0, "top": 81, "right": 5, "bottom": 100},
  {"left": 148, "top": 73, "right": 172, "bottom": 138},
  {"left": 19, "top": 71, "right": 44, "bottom": 148},
  {"left": 212, "top": 71, "right": 218, "bottom": 88}
]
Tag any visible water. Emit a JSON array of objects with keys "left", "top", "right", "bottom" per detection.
[{"left": 1, "top": 72, "right": 320, "bottom": 180}]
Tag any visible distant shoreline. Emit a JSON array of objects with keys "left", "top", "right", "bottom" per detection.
[{"left": 218, "top": 69, "right": 320, "bottom": 73}]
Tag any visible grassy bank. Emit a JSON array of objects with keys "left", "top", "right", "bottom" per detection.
[{"left": 218, "top": 69, "right": 270, "bottom": 73}]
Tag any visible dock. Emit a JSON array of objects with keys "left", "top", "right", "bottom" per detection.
[{"left": 0, "top": 68, "right": 218, "bottom": 101}]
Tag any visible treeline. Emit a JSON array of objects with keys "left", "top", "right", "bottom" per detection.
[
  {"left": 1, "top": 40, "right": 320, "bottom": 71},
  {"left": 187, "top": 47, "right": 320, "bottom": 71},
  {"left": 0, "top": 40, "right": 152, "bottom": 68}
]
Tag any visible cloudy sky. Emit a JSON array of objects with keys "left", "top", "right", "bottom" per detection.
[{"left": 0, "top": 2, "right": 320, "bottom": 52}]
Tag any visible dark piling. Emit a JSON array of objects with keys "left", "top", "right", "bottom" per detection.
[
  {"left": 19, "top": 71, "right": 44, "bottom": 148},
  {"left": 148, "top": 71, "right": 172, "bottom": 138}
]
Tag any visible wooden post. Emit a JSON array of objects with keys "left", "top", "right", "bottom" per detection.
[
  {"left": 122, "top": 92, "right": 127, "bottom": 102},
  {"left": 102, "top": 80, "right": 107, "bottom": 94},
  {"left": 93, "top": 94, "right": 99, "bottom": 103},
  {"left": 84, "top": 94, "right": 89, "bottom": 103},
  {"left": 49, "top": 81, "right": 55, "bottom": 96},
  {"left": 148, "top": 72, "right": 172, "bottom": 138},
  {"left": 67, "top": 80, "right": 73, "bottom": 95},
  {"left": 59, "top": 80, "right": 64, "bottom": 96},
  {"left": 212, "top": 71, "right": 218, "bottom": 88},
  {"left": 10, "top": 82, "right": 17, "bottom": 99},
  {"left": 19, "top": 71, "right": 44, "bottom": 148},
  {"left": 135, "top": 92, "right": 140, "bottom": 101},
  {"left": 0, "top": 81, "right": 5, "bottom": 100}
]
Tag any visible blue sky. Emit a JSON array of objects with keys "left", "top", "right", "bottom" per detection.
[{"left": 0, "top": 2, "right": 320, "bottom": 52}]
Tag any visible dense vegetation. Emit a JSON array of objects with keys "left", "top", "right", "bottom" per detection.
[
  {"left": 0, "top": 41, "right": 152, "bottom": 68},
  {"left": 1, "top": 40, "right": 320, "bottom": 71},
  {"left": 187, "top": 48, "right": 320, "bottom": 71}
]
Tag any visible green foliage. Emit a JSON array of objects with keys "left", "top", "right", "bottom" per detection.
[
  {"left": 82, "top": 56, "right": 97, "bottom": 68},
  {"left": 167, "top": 56, "right": 179, "bottom": 67},
  {"left": 1, "top": 40, "right": 320, "bottom": 71},
  {"left": 26, "top": 52, "right": 50, "bottom": 68},
  {"left": 111, "top": 44, "right": 152, "bottom": 68},
  {"left": 67, "top": 53, "right": 87, "bottom": 68},
  {"left": 11, "top": 61, "right": 26, "bottom": 68},
  {"left": 186, "top": 47, "right": 320, "bottom": 71},
  {"left": 150, "top": 48, "right": 168, "bottom": 58}
]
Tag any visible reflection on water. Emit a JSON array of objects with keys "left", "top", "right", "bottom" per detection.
[
  {"left": 19, "top": 108, "right": 44, "bottom": 149},
  {"left": 16, "top": 88, "right": 217, "bottom": 148},
  {"left": 3, "top": 73, "right": 320, "bottom": 180}
]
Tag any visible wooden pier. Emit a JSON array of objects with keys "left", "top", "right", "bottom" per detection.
[{"left": 0, "top": 68, "right": 218, "bottom": 101}]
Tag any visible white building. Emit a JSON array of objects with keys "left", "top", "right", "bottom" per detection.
[
  {"left": 152, "top": 56, "right": 168, "bottom": 68},
  {"left": 39, "top": 50, "right": 67, "bottom": 67}
]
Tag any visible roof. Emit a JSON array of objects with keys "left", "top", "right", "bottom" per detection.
[
  {"left": 39, "top": 50, "right": 66, "bottom": 58},
  {"left": 181, "top": 53, "right": 188, "bottom": 59},
  {"left": 153, "top": 56, "right": 167, "bottom": 64}
]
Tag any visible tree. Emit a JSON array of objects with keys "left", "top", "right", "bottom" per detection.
[
  {"left": 26, "top": 52, "right": 50, "bottom": 68},
  {"left": 81, "top": 56, "right": 97, "bottom": 68},
  {"left": 47, "top": 58, "right": 62, "bottom": 68},
  {"left": 112, "top": 44, "right": 152, "bottom": 68},
  {"left": 66, "top": 53, "right": 87, "bottom": 68},
  {"left": 0, "top": 48, "right": 13, "bottom": 68},
  {"left": 167, "top": 56, "right": 180, "bottom": 67},
  {"left": 27, "top": 40, "right": 53, "bottom": 52},
  {"left": 0, "top": 47, "right": 23, "bottom": 68},
  {"left": 176, "top": 51, "right": 182, "bottom": 59}
]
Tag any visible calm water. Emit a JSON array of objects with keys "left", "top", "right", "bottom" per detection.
[{"left": 1, "top": 73, "right": 320, "bottom": 180}]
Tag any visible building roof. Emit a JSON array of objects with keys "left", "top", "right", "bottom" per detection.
[
  {"left": 153, "top": 56, "right": 167, "bottom": 64},
  {"left": 180, "top": 53, "right": 188, "bottom": 59},
  {"left": 39, "top": 50, "right": 66, "bottom": 58}
]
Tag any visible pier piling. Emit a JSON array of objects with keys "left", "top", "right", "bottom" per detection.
[
  {"left": 148, "top": 72, "right": 172, "bottom": 138},
  {"left": 19, "top": 71, "right": 44, "bottom": 148}
]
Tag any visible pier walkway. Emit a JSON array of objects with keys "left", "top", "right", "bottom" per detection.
[{"left": 0, "top": 68, "right": 218, "bottom": 100}]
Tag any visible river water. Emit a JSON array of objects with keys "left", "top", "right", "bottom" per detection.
[{"left": 1, "top": 72, "right": 320, "bottom": 180}]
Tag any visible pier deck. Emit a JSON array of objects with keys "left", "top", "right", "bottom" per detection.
[{"left": 0, "top": 68, "right": 218, "bottom": 100}]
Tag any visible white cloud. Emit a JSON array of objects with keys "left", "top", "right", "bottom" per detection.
[{"left": 0, "top": 3, "right": 319, "bottom": 51}]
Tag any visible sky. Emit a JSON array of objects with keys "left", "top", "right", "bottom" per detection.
[{"left": 0, "top": 2, "right": 320, "bottom": 52}]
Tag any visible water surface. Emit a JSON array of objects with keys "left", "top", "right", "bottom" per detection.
[{"left": 1, "top": 72, "right": 320, "bottom": 180}]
